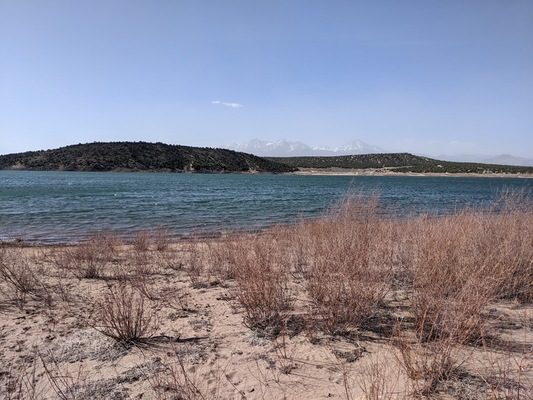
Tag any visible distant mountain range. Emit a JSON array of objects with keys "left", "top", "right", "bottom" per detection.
[{"left": 225, "top": 139, "right": 386, "bottom": 157}]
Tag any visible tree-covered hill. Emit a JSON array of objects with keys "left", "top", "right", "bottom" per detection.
[
  {"left": 268, "top": 153, "right": 533, "bottom": 174},
  {"left": 0, "top": 142, "right": 296, "bottom": 173}
]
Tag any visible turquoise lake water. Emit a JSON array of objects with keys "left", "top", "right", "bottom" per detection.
[{"left": 0, "top": 171, "right": 531, "bottom": 244}]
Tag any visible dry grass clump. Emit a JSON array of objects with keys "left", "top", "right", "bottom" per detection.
[
  {"left": 182, "top": 238, "right": 208, "bottom": 288},
  {"left": 0, "top": 246, "right": 49, "bottom": 307},
  {"left": 50, "top": 231, "right": 122, "bottom": 280},
  {"left": 94, "top": 283, "right": 159, "bottom": 343},
  {"left": 204, "top": 234, "right": 245, "bottom": 283},
  {"left": 408, "top": 212, "right": 497, "bottom": 343},
  {"left": 232, "top": 236, "right": 293, "bottom": 334},
  {"left": 490, "top": 193, "right": 533, "bottom": 303},
  {"left": 212, "top": 194, "right": 397, "bottom": 337},
  {"left": 408, "top": 194, "right": 533, "bottom": 344},
  {"left": 298, "top": 195, "right": 393, "bottom": 335},
  {"left": 132, "top": 230, "right": 151, "bottom": 252},
  {"left": 392, "top": 323, "right": 462, "bottom": 397},
  {"left": 381, "top": 192, "right": 533, "bottom": 396},
  {"left": 150, "top": 347, "right": 228, "bottom": 400},
  {"left": 153, "top": 227, "right": 172, "bottom": 251},
  {"left": 180, "top": 232, "right": 242, "bottom": 288}
]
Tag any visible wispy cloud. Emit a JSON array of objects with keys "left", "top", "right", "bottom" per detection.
[{"left": 212, "top": 100, "right": 243, "bottom": 108}]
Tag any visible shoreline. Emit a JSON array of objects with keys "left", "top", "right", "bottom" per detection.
[{"left": 290, "top": 168, "right": 533, "bottom": 178}]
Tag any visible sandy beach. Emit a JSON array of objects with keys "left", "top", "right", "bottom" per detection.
[{"left": 1, "top": 240, "right": 403, "bottom": 400}]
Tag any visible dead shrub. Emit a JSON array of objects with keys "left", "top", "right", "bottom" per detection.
[
  {"left": 51, "top": 231, "right": 121, "bottom": 280},
  {"left": 408, "top": 198, "right": 533, "bottom": 344},
  {"left": 408, "top": 212, "right": 504, "bottom": 343},
  {"left": 90, "top": 230, "right": 122, "bottom": 255},
  {"left": 182, "top": 238, "right": 208, "bottom": 288},
  {"left": 153, "top": 246, "right": 183, "bottom": 272},
  {"left": 0, "top": 247, "right": 49, "bottom": 307},
  {"left": 150, "top": 346, "right": 229, "bottom": 400},
  {"left": 233, "top": 236, "right": 293, "bottom": 335},
  {"left": 125, "top": 240, "right": 164, "bottom": 279},
  {"left": 61, "top": 243, "right": 105, "bottom": 279},
  {"left": 302, "top": 194, "right": 392, "bottom": 335},
  {"left": 154, "top": 227, "right": 171, "bottom": 251},
  {"left": 204, "top": 234, "right": 246, "bottom": 283},
  {"left": 127, "top": 270, "right": 159, "bottom": 301},
  {"left": 132, "top": 230, "right": 151, "bottom": 252},
  {"left": 490, "top": 193, "right": 533, "bottom": 303},
  {"left": 392, "top": 324, "right": 460, "bottom": 397},
  {"left": 357, "top": 353, "right": 402, "bottom": 400},
  {"left": 126, "top": 231, "right": 156, "bottom": 274},
  {"left": 1, "top": 353, "right": 43, "bottom": 400},
  {"left": 125, "top": 245, "right": 169, "bottom": 301},
  {"left": 94, "top": 283, "right": 159, "bottom": 343}
]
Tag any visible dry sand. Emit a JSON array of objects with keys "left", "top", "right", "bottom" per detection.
[{"left": 1, "top": 241, "right": 532, "bottom": 399}]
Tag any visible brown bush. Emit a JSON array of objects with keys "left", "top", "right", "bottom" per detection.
[
  {"left": 301, "top": 194, "right": 392, "bottom": 335},
  {"left": 490, "top": 193, "right": 533, "bottom": 302},
  {"left": 0, "top": 247, "right": 49, "bottom": 307},
  {"left": 204, "top": 233, "right": 253, "bottom": 285},
  {"left": 233, "top": 236, "right": 293, "bottom": 334},
  {"left": 408, "top": 197, "right": 533, "bottom": 344},
  {"left": 392, "top": 325, "right": 460, "bottom": 397},
  {"left": 50, "top": 231, "right": 121, "bottom": 280},
  {"left": 149, "top": 347, "right": 226, "bottom": 400},
  {"left": 182, "top": 238, "right": 207, "bottom": 288},
  {"left": 154, "top": 227, "right": 171, "bottom": 251},
  {"left": 132, "top": 230, "right": 151, "bottom": 252},
  {"left": 94, "top": 283, "right": 159, "bottom": 343}
]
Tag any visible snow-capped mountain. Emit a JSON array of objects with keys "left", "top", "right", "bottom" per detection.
[
  {"left": 331, "top": 140, "right": 386, "bottom": 154},
  {"left": 225, "top": 139, "right": 386, "bottom": 157},
  {"left": 226, "top": 139, "right": 313, "bottom": 156}
]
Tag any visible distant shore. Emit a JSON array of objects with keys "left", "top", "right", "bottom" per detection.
[{"left": 291, "top": 168, "right": 533, "bottom": 178}]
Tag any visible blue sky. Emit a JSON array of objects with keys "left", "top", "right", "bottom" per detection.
[{"left": 1, "top": 0, "right": 532, "bottom": 157}]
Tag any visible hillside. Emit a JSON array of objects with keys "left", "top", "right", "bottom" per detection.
[
  {"left": 268, "top": 153, "right": 533, "bottom": 174},
  {"left": 0, "top": 142, "right": 296, "bottom": 173}
]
